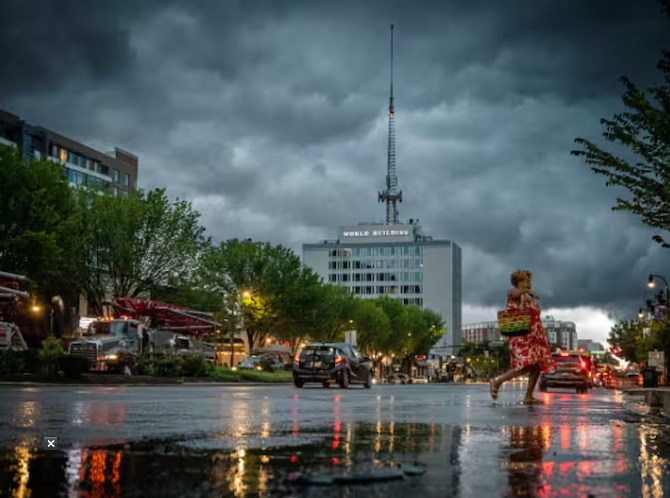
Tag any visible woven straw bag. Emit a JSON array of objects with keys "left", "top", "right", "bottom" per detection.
[{"left": 497, "top": 301, "right": 532, "bottom": 337}]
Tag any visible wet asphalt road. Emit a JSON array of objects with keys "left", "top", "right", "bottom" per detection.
[{"left": 0, "top": 382, "right": 669, "bottom": 498}]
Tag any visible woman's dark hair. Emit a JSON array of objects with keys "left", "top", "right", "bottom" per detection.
[{"left": 510, "top": 270, "right": 532, "bottom": 287}]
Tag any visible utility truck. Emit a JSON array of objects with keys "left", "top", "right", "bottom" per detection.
[{"left": 68, "top": 297, "right": 218, "bottom": 375}]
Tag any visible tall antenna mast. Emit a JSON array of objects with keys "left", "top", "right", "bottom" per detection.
[{"left": 378, "top": 23, "right": 402, "bottom": 225}]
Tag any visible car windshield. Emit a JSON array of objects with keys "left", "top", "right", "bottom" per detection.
[
  {"left": 88, "top": 320, "right": 129, "bottom": 336},
  {"left": 554, "top": 355, "right": 581, "bottom": 364},
  {"left": 301, "top": 347, "right": 336, "bottom": 360}
]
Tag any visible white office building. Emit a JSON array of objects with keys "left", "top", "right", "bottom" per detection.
[{"left": 302, "top": 222, "right": 462, "bottom": 352}]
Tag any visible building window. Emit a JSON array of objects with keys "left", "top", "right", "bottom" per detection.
[
  {"left": 112, "top": 169, "right": 119, "bottom": 182},
  {"left": 123, "top": 173, "right": 130, "bottom": 187},
  {"left": 113, "top": 186, "right": 119, "bottom": 196},
  {"left": 59, "top": 148, "right": 67, "bottom": 163}
]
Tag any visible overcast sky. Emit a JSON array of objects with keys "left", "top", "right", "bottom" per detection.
[{"left": 2, "top": 0, "right": 669, "bottom": 346}]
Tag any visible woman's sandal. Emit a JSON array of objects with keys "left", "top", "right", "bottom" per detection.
[
  {"left": 489, "top": 379, "right": 499, "bottom": 400},
  {"left": 523, "top": 397, "right": 544, "bottom": 405}
]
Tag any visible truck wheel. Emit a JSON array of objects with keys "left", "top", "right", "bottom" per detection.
[
  {"left": 293, "top": 379, "right": 304, "bottom": 388},
  {"left": 338, "top": 369, "right": 350, "bottom": 389},
  {"left": 363, "top": 371, "right": 373, "bottom": 389},
  {"left": 322, "top": 381, "right": 330, "bottom": 388},
  {"left": 539, "top": 383, "right": 547, "bottom": 392}
]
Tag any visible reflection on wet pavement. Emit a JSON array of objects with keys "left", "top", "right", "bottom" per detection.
[{"left": 0, "top": 384, "right": 669, "bottom": 497}]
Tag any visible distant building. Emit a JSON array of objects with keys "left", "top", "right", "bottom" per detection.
[
  {"left": 577, "top": 339, "right": 605, "bottom": 352},
  {"left": 302, "top": 222, "right": 462, "bottom": 353},
  {"left": 0, "top": 108, "right": 138, "bottom": 195},
  {"left": 462, "top": 315, "right": 578, "bottom": 350}
]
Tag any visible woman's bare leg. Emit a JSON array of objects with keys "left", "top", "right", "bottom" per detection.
[
  {"left": 493, "top": 365, "right": 532, "bottom": 390},
  {"left": 524, "top": 365, "right": 541, "bottom": 403}
]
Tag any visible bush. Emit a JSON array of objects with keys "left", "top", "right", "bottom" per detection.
[
  {"left": 37, "top": 337, "right": 66, "bottom": 377},
  {"left": 181, "top": 356, "right": 208, "bottom": 377},
  {"left": 0, "top": 349, "right": 42, "bottom": 376},
  {"left": 133, "top": 354, "right": 157, "bottom": 376},
  {"left": 260, "top": 359, "right": 276, "bottom": 373}
]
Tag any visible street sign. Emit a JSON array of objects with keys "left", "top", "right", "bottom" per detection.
[
  {"left": 344, "top": 330, "right": 357, "bottom": 347},
  {"left": 648, "top": 350, "right": 665, "bottom": 370}
]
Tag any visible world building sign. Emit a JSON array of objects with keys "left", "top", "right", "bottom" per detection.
[{"left": 342, "top": 229, "right": 410, "bottom": 237}]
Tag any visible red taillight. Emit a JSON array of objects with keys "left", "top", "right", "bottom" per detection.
[
  {"left": 335, "top": 355, "right": 344, "bottom": 366},
  {"left": 580, "top": 361, "right": 587, "bottom": 370}
]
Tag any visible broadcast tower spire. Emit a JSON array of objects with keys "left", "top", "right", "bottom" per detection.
[{"left": 378, "top": 24, "right": 403, "bottom": 225}]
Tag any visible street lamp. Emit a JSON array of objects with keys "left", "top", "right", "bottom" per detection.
[{"left": 647, "top": 274, "right": 670, "bottom": 311}]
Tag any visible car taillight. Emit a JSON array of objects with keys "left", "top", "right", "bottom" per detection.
[
  {"left": 580, "top": 361, "right": 587, "bottom": 370},
  {"left": 335, "top": 355, "right": 344, "bottom": 365}
]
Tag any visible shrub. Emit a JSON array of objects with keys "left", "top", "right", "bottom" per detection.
[
  {"left": 181, "top": 356, "right": 208, "bottom": 377},
  {"left": 37, "top": 337, "right": 66, "bottom": 377}
]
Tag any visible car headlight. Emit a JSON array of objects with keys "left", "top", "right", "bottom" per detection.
[{"left": 103, "top": 354, "right": 118, "bottom": 361}]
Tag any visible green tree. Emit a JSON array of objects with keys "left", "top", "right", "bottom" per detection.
[
  {"left": 372, "top": 296, "right": 411, "bottom": 355},
  {"left": 350, "top": 298, "right": 391, "bottom": 353},
  {"left": 415, "top": 308, "right": 445, "bottom": 356},
  {"left": 197, "top": 239, "right": 305, "bottom": 350},
  {"left": 571, "top": 1, "right": 670, "bottom": 246},
  {"left": 0, "top": 145, "right": 79, "bottom": 303},
  {"left": 608, "top": 320, "right": 645, "bottom": 363},
  {"left": 274, "top": 267, "right": 329, "bottom": 352},
  {"left": 70, "top": 188, "right": 208, "bottom": 315}
]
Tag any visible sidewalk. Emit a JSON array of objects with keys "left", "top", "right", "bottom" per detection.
[{"left": 624, "top": 386, "right": 670, "bottom": 416}]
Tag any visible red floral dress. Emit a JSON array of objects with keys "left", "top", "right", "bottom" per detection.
[{"left": 507, "top": 296, "right": 555, "bottom": 373}]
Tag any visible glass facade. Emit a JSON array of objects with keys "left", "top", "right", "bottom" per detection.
[{"left": 327, "top": 244, "right": 425, "bottom": 306}]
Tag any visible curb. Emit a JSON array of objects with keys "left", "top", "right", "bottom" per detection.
[
  {"left": 625, "top": 387, "right": 670, "bottom": 416},
  {"left": 0, "top": 381, "right": 293, "bottom": 388}
]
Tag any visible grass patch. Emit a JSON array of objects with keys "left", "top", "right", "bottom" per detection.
[{"left": 208, "top": 367, "right": 292, "bottom": 383}]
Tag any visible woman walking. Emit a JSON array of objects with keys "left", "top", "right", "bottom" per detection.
[{"left": 489, "top": 270, "right": 554, "bottom": 404}]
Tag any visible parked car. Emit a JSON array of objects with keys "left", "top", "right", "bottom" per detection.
[
  {"left": 238, "top": 355, "right": 283, "bottom": 371},
  {"left": 539, "top": 352, "right": 589, "bottom": 394},
  {"left": 293, "top": 343, "right": 374, "bottom": 389},
  {"left": 385, "top": 373, "right": 410, "bottom": 384}
]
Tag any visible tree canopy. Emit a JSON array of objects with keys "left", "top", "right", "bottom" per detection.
[
  {"left": 0, "top": 145, "right": 79, "bottom": 301},
  {"left": 572, "top": 2, "right": 670, "bottom": 246},
  {"left": 69, "top": 188, "right": 208, "bottom": 314}
]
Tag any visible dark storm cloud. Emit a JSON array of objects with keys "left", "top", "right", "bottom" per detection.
[{"left": 1, "top": 0, "right": 669, "bottom": 319}]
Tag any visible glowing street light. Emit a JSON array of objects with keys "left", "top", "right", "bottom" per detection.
[
  {"left": 31, "top": 304, "right": 41, "bottom": 313},
  {"left": 647, "top": 274, "right": 670, "bottom": 310},
  {"left": 242, "top": 290, "right": 250, "bottom": 298}
]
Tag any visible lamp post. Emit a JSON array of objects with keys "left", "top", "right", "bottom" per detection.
[{"left": 648, "top": 274, "right": 670, "bottom": 309}]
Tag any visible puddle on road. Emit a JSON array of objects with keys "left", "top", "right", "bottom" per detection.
[{"left": 2, "top": 416, "right": 670, "bottom": 497}]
